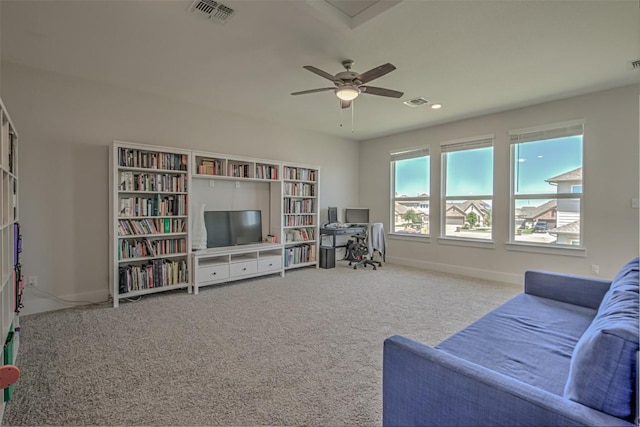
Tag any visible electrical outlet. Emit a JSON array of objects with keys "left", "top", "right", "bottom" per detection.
[
  {"left": 209, "top": 180, "right": 215, "bottom": 188},
  {"left": 590, "top": 264, "right": 600, "bottom": 275},
  {"left": 27, "top": 276, "right": 38, "bottom": 287}
]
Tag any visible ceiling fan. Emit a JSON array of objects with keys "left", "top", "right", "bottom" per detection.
[{"left": 291, "top": 60, "right": 403, "bottom": 109}]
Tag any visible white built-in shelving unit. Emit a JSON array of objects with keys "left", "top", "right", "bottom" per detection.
[
  {"left": 0, "top": 97, "right": 20, "bottom": 412},
  {"left": 110, "top": 142, "right": 191, "bottom": 307},
  {"left": 110, "top": 142, "right": 320, "bottom": 304}
]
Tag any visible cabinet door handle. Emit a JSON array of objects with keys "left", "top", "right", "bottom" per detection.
[
  {"left": 211, "top": 272, "right": 216, "bottom": 276},
  {"left": 242, "top": 267, "right": 247, "bottom": 271}
]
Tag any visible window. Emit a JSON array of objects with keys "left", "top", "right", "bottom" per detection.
[
  {"left": 510, "top": 120, "right": 583, "bottom": 247},
  {"left": 441, "top": 135, "right": 494, "bottom": 241},
  {"left": 390, "top": 147, "right": 430, "bottom": 236}
]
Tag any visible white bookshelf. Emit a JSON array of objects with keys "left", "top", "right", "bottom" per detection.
[
  {"left": 109, "top": 141, "right": 191, "bottom": 307},
  {"left": 282, "top": 164, "right": 320, "bottom": 270},
  {"left": 0, "top": 97, "right": 20, "bottom": 410}
]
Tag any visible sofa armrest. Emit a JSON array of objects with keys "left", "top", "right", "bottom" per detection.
[
  {"left": 524, "top": 270, "right": 611, "bottom": 309},
  {"left": 383, "top": 335, "right": 633, "bottom": 427}
]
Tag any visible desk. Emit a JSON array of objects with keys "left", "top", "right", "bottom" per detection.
[{"left": 320, "top": 225, "right": 367, "bottom": 248}]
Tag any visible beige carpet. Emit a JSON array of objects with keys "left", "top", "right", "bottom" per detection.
[{"left": 3, "top": 263, "right": 520, "bottom": 426}]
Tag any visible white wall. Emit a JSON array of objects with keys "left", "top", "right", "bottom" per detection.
[
  {"left": 1, "top": 62, "right": 360, "bottom": 314},
  {"left": 359, "top": 85, "right": 639, "bottom": 282}
]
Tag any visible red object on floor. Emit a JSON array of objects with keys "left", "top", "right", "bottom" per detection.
[{"left": 0, "top": 365, "right": 19, "bottom": 389}]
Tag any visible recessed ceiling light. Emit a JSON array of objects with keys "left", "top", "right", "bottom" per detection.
[{"left": 430, "top": 103, "right": 442, "bottom": 109}]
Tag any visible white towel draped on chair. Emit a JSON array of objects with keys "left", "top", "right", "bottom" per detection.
[{"left": 367, "top": 222, "right": 386, "bottom": 262}]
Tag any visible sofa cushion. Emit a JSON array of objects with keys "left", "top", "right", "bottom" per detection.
[
  {"left": 564, "top": 258, "right": 639, "bottom": 419},
  {"left": 436, "top": 293, "right": 596, "bottom": 396}
]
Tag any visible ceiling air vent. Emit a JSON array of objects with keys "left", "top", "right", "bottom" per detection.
[
  {"left": 189, "top": 0, "right": 235, "bottom": 24},
  {"left": 403, "top": 97, "right": 429, "bottom": 107},
  {"left": 629, "top": 59, "right": 640, "bottom": 70}
]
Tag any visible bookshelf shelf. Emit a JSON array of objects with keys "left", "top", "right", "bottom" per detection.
[
  {"left": 192, "top": 151, "right": 280, "bottom": 182},
  {"left": 118, "top": 232, "right": 188, "bottom": 239},
  {"left": 118, "top": 252, "right": 189, "bottom": 263},
  {"left": 0, "top": 97, "right": 20, "bottom": 410},
  {"left": 110, "top": 142, "right": 192, "bottom": 307},
  {"left": 118, "top": 282, "right": 190, "bottom": 299}
]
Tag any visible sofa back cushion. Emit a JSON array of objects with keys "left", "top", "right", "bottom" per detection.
[{"left": 564, "top": 258, "right": 639, "bottom": 419}]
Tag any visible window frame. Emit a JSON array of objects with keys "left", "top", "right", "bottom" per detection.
[
  {"left": 439, "top": 134, "right": 495, "bottom": 245},
  {"left": 508, "top": 119, "right": 585, "bottom": 253},
  {"left": 389, "top": 146, "right": 430, "bottom": 239}
]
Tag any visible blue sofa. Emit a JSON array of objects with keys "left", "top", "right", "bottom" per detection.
[{"left": 383, "top": 258, "right": 639, "bottom": 426}]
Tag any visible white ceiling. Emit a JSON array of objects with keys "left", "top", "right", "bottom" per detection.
[{"left": 1, "top": 0, "right": 639, "bottom": 141}]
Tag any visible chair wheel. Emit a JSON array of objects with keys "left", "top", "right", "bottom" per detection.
[
  {"left": 373, "top": 266, "right": 377, "bottom": 270},
  {"left": 353, "top": 266, "right": 357, "bottom": 270}
]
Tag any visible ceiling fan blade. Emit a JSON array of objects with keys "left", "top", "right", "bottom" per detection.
[
  {"left": 341, "top": 99, "right": 352, "bottom": 109},
  {"left": 303, "top": 65, "right": 337, "bottom": 82},
  {"left": 361, "top": 86, "right": 404, "bottom": 98},
  {"left": 291, "top": 87, "right": 335, "bottom": 96},
  {"left": 356, "top": 63, "right": 396, "bottom": 84}
]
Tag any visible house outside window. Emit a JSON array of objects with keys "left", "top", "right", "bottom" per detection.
[
  {"left": 510, "top": 120, "right": 584, "bottom": 247},
  {"left": 440, "top": 135, "right": 494, "bottom": 241},
  {"left": 390, "top": 147, "right": 430, "bottom": 236}
]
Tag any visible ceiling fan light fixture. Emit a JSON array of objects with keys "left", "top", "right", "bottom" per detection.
[{"left": 335, "top": 85, "right": 360, "bottom": 101}]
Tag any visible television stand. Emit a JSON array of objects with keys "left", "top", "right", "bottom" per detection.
[{"left": 192, "top": 242, "right": 284, "bottom": 294}]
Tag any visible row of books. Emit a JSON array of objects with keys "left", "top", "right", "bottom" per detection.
[
  {"left": 283, "top": 183, "right": 315, "bottom": 197},
  {"left": 228, "top": 163, "right": 250, "bottom": 178},
  {"left": 284, "top": 214, "right": 315, "bottom": 227},
  {"left": 119, "top": 238, "right": 187, "bottom": 260},
  {"left": 118, "top": 218, "right": 186, "bottom": 236},
  {"left": 118, "top": 259, "right": 188, "bottom": 293},
  {"left": 119, "top": 171, "right": 187, "bottom": 193},
  {"left": 284, "top": 198, "right": 315, "bottom": 214},
  {"left": 255, "top": 164, "right": 278, "bottom": 180},
  {"left": 284, "top": 228, "right": 315, "bottom": 242},
  {"left": 283, "top": 166, "right": 316, "bottom": 182},
  {"left": 118, "top": 148, "right": 188, "bottom": 171},
  {"left": 7, "top": 133, "right": 16, "bottom": 175},
  {"left": 284, "top": 244, "right": 316, "bottom": 267},
  {"left": 197, "top": 159, "right": 224, "bottom": 176},
  {"left": 119, "top": 194, "right": 187, "bottom": 217}
]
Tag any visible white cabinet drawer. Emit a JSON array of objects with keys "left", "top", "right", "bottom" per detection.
[
  {"left": 198, "top": 264, "right": 230, "bottom": 284},
  {"left": 230, "top": 260, "right": 258, "bottom": 277},
  {"left": 258, "top": 256, "right": 282, "bottom": 273}
]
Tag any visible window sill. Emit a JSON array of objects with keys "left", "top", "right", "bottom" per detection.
[
  {"left": 505, "top": 242, "right": 586, "bottom": 257},
  {"left": 388, "top": 233, "right": 430, "bottom": 243},
  {"left": 437, "top": 237, "right": 495, "bottom": 249}
]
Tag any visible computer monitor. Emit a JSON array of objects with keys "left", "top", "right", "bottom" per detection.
[
  {"left": 344, "top": 208, "right": 369, "bottom": 225},
  {"left": 328, "top": 207, "right": 338, "bottom": 224}
]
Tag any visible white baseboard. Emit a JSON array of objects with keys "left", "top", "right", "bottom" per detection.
[
  {"left": 19, "top": 287, "right": 109, "bottom": 316},
  {"left": 386, "top": 256, "right": 523, "bottom": 286}
]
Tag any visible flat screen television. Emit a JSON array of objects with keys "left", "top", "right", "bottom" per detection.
[
  {"left": 204, "top": 210, "right": 263, "bottom": 248},
  {"left": 344, "top": 208, "right": 369, "bottom": 225}
]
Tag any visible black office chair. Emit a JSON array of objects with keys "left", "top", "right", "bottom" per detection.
[{"left": 346, "top": 233, "right": 382, "bottom": 270}]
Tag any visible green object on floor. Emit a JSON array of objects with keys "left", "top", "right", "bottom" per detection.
[{"left": 4, "top": 325, "right": 15, "bottom": 402}]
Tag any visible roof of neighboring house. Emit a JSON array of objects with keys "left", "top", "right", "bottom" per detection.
[
  {"left": 546, "top": 167, "right": 582, "bottom": 183},
  {"left": 395, "top": 204, "right": 409, "bottom": 215},
  {"left": 395, "top": 204, "right": 429, "bottom": 217},
  {"left": 518, "top": 199, "right": 557, "bottom": 219},
  {"left": 445, "top": 200, "right": 490, "bottom": 217},
  {"left": 549, "top": 220, "right": 580, "bottom": 234}
]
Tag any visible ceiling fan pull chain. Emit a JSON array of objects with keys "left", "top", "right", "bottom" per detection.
[{"left": 351, "top": 100, "right": 355, "bottom": 133}]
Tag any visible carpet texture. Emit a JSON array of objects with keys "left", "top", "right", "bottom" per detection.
[{"left": 4, "top": 263, "right": 520, "bottom": 426}]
